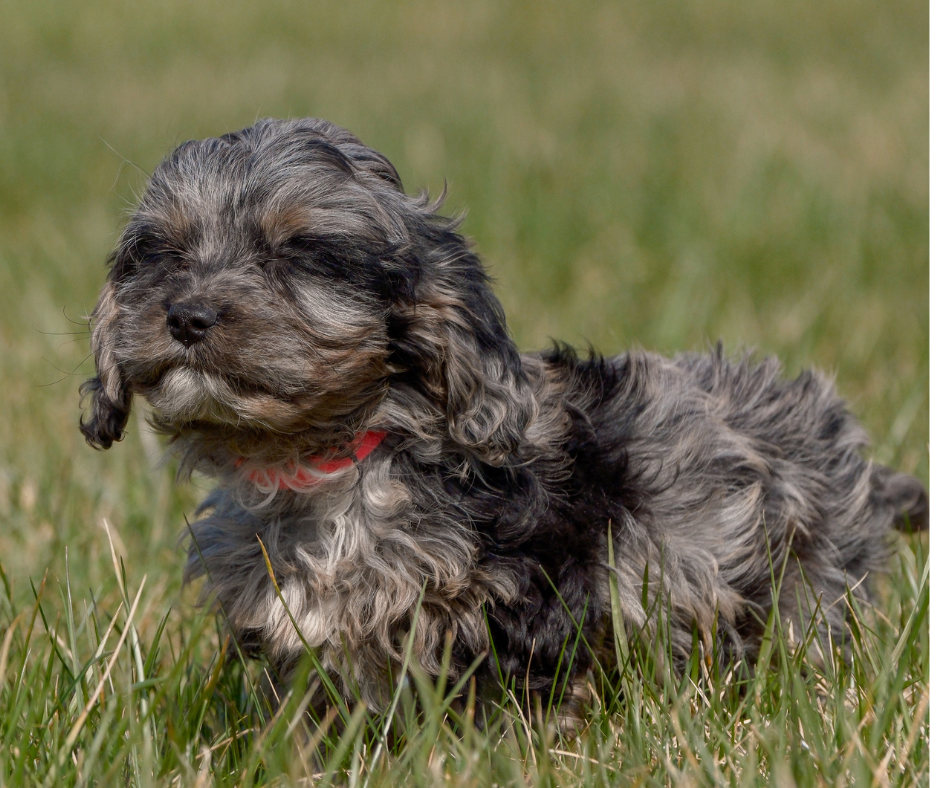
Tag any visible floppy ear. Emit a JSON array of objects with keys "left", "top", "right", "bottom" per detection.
[
  {"left": 80, "top": 283, "right": 131, "bottom": 449},
  {"left": 438, "top": 307, "right": 535, "bottom": 465},
  {"left": 389, "top": 242, "right": 536, "bottom": 466}
]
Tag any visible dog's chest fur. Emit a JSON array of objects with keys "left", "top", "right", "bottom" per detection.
[{"left": 188, "top": 448, "right": 522, "bottom": 705}]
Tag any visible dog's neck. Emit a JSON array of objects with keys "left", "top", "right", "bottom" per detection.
[{"left": 235, "top": 429, "right": 388, "bottom": 492}]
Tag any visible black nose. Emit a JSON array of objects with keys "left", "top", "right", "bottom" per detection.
[{"left": 167, "top": 302, "right": 218, "bottom": 347}]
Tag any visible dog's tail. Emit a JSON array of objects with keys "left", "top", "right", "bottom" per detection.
[{"left": 871, "top": 464, "right": 929, "bottom": 532}]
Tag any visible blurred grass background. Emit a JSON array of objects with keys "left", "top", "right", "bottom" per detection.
[
  {"left": 0, "top": 0, "right": 927, "bottom": 591},
  {"left": 0, "top": 0, "right": 927, "bottom": 783},
  {"left": 0, "top": 0, "right": 927, "bottom": 618}
]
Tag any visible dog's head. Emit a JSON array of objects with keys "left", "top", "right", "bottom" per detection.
[{"left": 81, "top": 118, "right": 532, "bottom": 464}]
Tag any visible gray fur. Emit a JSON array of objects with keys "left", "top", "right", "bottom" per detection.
[{"left": 81, "top": 117, "right": 928, "bottom": 717}]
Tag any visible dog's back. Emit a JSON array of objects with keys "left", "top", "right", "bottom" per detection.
[{"left": 545, "top": 345, "right": 926, "bottom": 659}]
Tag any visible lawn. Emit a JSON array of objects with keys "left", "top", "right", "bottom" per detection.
[{"left": 0, "top": 0, "right": 928, "bottom": 785}]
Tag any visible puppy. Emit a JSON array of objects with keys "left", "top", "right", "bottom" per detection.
[{"left": 81, "top": 118, "right": 927, "bottom": 717}]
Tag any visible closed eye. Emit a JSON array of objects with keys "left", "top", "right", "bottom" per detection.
[
  {"left": 279, "top": 235, "right": 352, "bottom": 279},
  {"left": 266, "top": 234, "right": 395, "bottom": 301},
  {"left": 112, "top": 233, "right": 185, "bottom": 282}
]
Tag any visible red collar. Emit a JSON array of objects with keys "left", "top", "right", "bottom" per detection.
[{"left": 237, "top": 430, "right": 388, "bottom": 491}]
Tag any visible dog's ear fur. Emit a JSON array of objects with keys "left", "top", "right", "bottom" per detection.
[
  {"left": 438, "top": 305, "right": 534, "bottom": 465},
  {"left": 388, "top": 222, "right": 535, "bottom": 466},
  {"left": 80, "top": 282, "right": 131, "bottom": 449}
]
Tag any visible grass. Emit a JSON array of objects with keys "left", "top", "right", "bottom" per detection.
[
  {"left": 0, "top": 526, "right": 929, "bottom": 786},
  {"left": 0, "top": 0, "right": 927, "bottom": 784}
]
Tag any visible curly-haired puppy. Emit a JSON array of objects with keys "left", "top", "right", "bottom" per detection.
[{"left": 81, "top": 118, "right": 927, "bottom": 717}]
